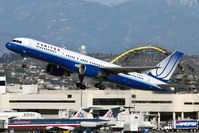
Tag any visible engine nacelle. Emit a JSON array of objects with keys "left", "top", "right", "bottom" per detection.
[
  {"left": 76, "top": 64, "right": 105, "bottom": 77},
  {"left": 80, "top": 121, "right": 99, "bottom": 128},
  {"left": 46, "top": 64, "right": 70, "bottom": 77}
]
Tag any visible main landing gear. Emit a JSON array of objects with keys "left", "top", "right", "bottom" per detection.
[
  {"left": 95, "top": 83, "right": 105, "bottom": 90},
  {"left": 76, "top": 74, "right": 86, "bottom": 90},
  {"left": 76, "top": 83, "right": 86, "bottom": 90},
  {"left": 95, "top": 77, "right": 105, "bottom": 90},
  {"left": 75, "top": 74, "right": 105, "bottom": 90}
]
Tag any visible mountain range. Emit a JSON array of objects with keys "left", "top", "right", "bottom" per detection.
[{"left": 0, "top": 0, "right": 199, "bottom": 55}]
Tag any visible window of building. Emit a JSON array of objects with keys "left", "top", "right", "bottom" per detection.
[
  {"left": 93, "top": 98, "right": 125, "bottom": 105},
  {"left": 0, "top": 81, "right": 5, "bottom": 86},
  {"left": 132, "top": 95, "right": 136, "bottom": 98},
  {"left": 67, "top": 94, "right": 72, "bottom": 98},
  {"left": 133, "top": 100, "right": 172, "bottom": 104},
  {"left": 184, "top": 102, "right": 193, "bottom": 105},
  {"left": 9, "top": 100, "right": 75, "bottom": 103}
]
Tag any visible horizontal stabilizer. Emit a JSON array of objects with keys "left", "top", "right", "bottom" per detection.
[{"left": 158, "top": 84, "right": 196, "bottom": 89}]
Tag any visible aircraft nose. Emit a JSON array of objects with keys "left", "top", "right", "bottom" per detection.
[{"left": 5, "top": 42, "right": 12, "bottom": 49}]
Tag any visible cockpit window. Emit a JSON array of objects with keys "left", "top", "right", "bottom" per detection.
[{"left": 12, "top": 40, "right": 22, "bottom": 43}]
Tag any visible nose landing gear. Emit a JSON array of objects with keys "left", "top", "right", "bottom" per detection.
[{"left": 22, "top": 57, "right": 28, "bottom": 68}]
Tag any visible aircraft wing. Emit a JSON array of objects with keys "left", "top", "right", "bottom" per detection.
[
  {"left": 57, "top": 126, "right": 75, "bottom": 130},
  {"left": 101, "top": 66, "right": 160, "bottom": 74},
  {"left": 46, "top": 126, "right": 75, "bottom": 131},
  {"left": 81, "top": 107, "right": 103, "bottom": 113},
  {"left": 80, "top": 121, "right": 116, "bottom": 128},
  {"left": 8, "top": 116, "right": 17, "bottom": 119}
]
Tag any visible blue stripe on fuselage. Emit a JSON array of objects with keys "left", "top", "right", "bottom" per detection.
[
  {"left": 107, "top": 73, "right": 162, "bottom": 91},
  {"left": 6, "top": 42, "right": 163, "bottom": 91},
  {"left": 9, "top": 118, "right": 108, "bottom": 127}
]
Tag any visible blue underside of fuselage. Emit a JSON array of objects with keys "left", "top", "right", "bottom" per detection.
[{"left": 5, "top": 42, "right": 163, "bottom": 91}]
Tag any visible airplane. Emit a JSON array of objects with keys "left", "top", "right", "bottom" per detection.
[
  {"left": 0, "top": 111, "right": 43, "bottom": 129},
  {"left": 5, "top": 38, "right": 184, "bottom": 91},
  {"left": 0, "top": 111, "right": 43, "bottom": 119},
  {"left": 8, "top": 107, "right": 122, "bottom": 131}
]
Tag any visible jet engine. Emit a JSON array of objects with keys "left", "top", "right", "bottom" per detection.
[
  {"left": 46, "top": 64, "right": 70, "bottom": 77},
  {"left": 76, "top": 64, "right": 105, "bottom": 77},
  {"left": 80, "top": 121, "right": 99, "bottom": 128}
]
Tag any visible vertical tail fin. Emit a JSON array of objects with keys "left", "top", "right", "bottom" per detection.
[
  {"left": 147, "top": 51, "right": 184, "bottom": 84},
  {"left": 71, "top": 107, "right": 102, "bottom": 119},
  {"left": 71, "top": 109, "right": 88, "bottom": 119},
  {"left": 102, "top": 107, "right": 121, "bottom": 120}
]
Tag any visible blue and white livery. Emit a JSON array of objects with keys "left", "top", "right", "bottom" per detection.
[{"left": 5, "top": 38, "right": 184, "bottom": 91}]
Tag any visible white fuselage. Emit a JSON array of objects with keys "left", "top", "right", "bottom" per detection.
[{"left": 5, "top": 38, "right": 166, "bottom": 91}]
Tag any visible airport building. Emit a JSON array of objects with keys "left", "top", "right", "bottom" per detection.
[{"left": 1, "top": 84, "right": 199, "bottom": 129}]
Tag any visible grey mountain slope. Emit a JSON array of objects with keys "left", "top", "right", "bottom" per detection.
[{"left": 0, "top": 0, "right": 199, "bottom": 55}]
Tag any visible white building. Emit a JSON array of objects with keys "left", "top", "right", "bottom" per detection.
[
  {"left": 0, "top": 77, "right": 6, "bottom": 94},
  {"left": 1, "top": 85, "right": 199, "bottom": 129}
]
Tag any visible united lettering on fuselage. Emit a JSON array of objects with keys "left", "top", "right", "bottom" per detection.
[{"left": 5, "top": 38, "right": 184, "bottom": 91}]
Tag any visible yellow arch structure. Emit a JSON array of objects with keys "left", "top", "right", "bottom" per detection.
[{"left": 110, "top": 46, "right": 167, "bottom": 64}]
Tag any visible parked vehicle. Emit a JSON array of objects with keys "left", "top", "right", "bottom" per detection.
[{"left": 163, "top": 120, "right": 198, "bottom": 132}]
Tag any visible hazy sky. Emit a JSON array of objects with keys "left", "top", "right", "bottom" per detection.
[{"left": 83, "top": 0, "right": 129, "bottom": 6}]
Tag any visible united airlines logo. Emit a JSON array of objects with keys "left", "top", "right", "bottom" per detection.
[
  {"left": 155, "top": 55, "right": 178, "bottom": 78},
  {"left": 77, "top": 112, "right": 84, "bottom": 118},
  {"left": 150, "top": 52, "right": 182, "bottom": 80},
  {"left": 106, "top": 111, "right": 114, "bottom": 118}
]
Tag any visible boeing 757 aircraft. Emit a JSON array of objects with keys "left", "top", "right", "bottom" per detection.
[{"left": 5, "top": 38, "right": 183, "bottom": 91}]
